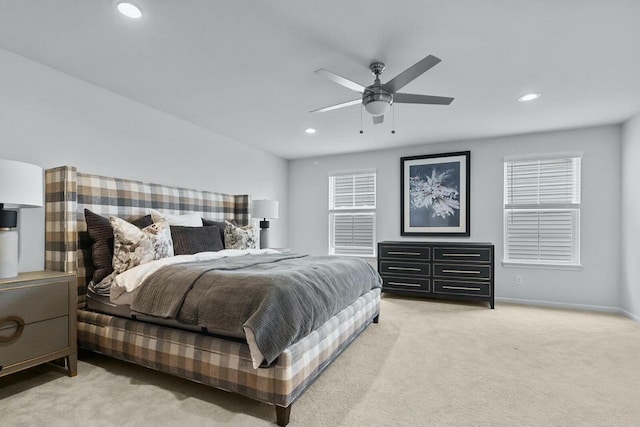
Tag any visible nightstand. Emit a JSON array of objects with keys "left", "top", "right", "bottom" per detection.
[{"left": 0, "top": 271, "right": 77, "bottom": 377}]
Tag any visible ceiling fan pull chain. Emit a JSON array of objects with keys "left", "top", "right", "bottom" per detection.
[
  {"left": 359, "top": 104, "right": 364, "bottom": 134},
  {"left": 391, "top": 103, "right": 396, "bottom": 134}
]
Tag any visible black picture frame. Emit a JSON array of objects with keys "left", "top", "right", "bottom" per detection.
[{"left": 400, "top": 151, "right": 470, "bottom": 236}]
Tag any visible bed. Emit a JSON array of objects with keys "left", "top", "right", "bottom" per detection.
[{"left": 44, "top": 166, "right": 381, "bottom": 426}]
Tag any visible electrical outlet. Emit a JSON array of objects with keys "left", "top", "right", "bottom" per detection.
[{"left": 515, "top": 275, "right": 524, "bottom": 285}]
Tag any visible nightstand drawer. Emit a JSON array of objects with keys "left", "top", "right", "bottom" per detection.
[
  {"left": 433, "top": 247, "right": 492, "bottom": 263},
  {"left": 380, "top": 261, "right": 429, "bottom": 276},
  {"left": 433, "top": 280, "right": 491, "bottom": 297},
  {"left": 0, "top": 281, "right": 68, "bottom": 324},
  {"left": 382, "top": 277, "right": 430, "bottom": 291},
  {"left": 0, "top": 316, "right": 69, "bottom": 369},
  {"left": 379, "top": 245, "right": 430, "bottom": 261},
  {"left": 433, "top": 264, "right": 491, "bottom": 280}
]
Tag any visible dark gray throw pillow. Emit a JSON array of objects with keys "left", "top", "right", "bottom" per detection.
[
  {"left": 202, "top": 218, "right": 236, "bottom": 248},
  {"left": 171, "top": 225, "right": 224, "bottom": 255},
  {"left": 84, "top": 209, "right": 153, "bottom": 284}
]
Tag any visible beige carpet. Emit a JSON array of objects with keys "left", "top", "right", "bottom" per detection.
[{"left": 2, "top": 296, "right": 640, "bottom": 426}]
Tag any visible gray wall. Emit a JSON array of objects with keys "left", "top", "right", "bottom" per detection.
[
  {"left": 621, "top": 113, "right": 640, "bottom": 320},
  {"left": 289, "top": 125, "right": 622, "bottom": 310},
  {"left": 0, "top": 48, "right": 288, "bottom": 273}
]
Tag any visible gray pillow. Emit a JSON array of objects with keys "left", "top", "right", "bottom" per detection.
[
  {"left": 202, "top": 218, "right": 236, "bottom": 248},
  {"left": 171, "top": 225, "right": 224, "bottom": 255}
]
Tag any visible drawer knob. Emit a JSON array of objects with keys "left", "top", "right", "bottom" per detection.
[
  {"left": 388, "top": 266, "right": 421, "bottom": 271},
  {"left": 0, "top": 316, "right": 25, "bottom": 344},
  {"left": 388, "top": 251, "right": 421, "bottom": 256}
]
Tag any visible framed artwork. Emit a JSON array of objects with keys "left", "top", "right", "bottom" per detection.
[{"left": 401, "top": 151, "right": 470, "bottom": 236}]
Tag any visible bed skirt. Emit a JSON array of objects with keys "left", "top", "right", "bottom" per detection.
[{"left": 78, "top": 288, "right": 381, "bottom": 407}]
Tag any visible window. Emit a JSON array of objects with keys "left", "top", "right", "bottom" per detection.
[
  {"left": 503, "top": 155, "right": 581, "bottom": 266},
  {"left": 329, "top": 172, "right": 376, "bottom": 257}
]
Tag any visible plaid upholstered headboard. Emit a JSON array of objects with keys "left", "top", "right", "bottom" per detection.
[{"left": 44, "top": 166, "right": 250, "bottom": 307}]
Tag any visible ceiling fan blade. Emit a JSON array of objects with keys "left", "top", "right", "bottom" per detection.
[
  {"left": 394, "top": 93, "right": 454, "bottom": 105},
  {"left": 385, "top": 55, "right": 442, "bottom": 93},
  {"left": 310, "top": 99, "right": 362, "bottom": 113},
  {"left": 314, "top": 69, "right": 365, "bottom": 93},
  {"left": 372, "top": 115, "right": 384, "bottom": 125}
]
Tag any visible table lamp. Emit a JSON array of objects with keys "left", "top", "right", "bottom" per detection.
[
  {"left": 252, "top": 199, "right": 279, "bottom": 249},
  {"left": 0, "top": 159, "right": 43, "bottom": 279}
]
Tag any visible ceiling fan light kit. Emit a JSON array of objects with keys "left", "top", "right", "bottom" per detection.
[
  {"left": 362, "top": 62, "right": 393, "bottom": 118},
  {"left": 311, "top": 55, "right": 454, "bottom": 127}
]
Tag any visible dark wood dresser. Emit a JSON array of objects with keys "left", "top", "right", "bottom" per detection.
[{"left": 378, "top": 241, "right": 494, "bottom": 309}]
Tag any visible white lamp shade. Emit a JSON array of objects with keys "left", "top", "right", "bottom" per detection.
[
  {"left": 252, "top": 199, "right": 279, "bottom": 219},
  {"left": 0, "top": 159, "right": 43, "bottom": 207}
]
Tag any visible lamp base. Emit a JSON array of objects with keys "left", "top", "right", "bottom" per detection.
[
  {"left": 0, "top": 229, "right": 18, "bottom": 279},
  {"left": 0, "top": 206, "right": 18, "bottom": 228},
  {"left": 259, "top": 228, "right": 270, "bottom": 249}
]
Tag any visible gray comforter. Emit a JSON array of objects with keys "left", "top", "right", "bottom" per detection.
[{"left": 130, "top": 253, "right": 381, "bottom": 365}]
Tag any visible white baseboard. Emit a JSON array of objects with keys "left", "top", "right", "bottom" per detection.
[
  {"left": 621, "top": 309, "right": 640, "bottom": 323},
  {"left": 495, "top": 297, "right": 621, "bottom": 314}
]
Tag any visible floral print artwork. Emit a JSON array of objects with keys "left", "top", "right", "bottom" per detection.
[{"left": 409, "top": 160, "right": 461, "bottom": 228}]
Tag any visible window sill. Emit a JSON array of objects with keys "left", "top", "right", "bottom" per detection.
[{"left": 501, "top": 261, "right": 583, "bottom": 271}]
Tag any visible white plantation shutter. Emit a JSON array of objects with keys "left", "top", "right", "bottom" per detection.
[
  {"left": 504, "top": 157, "right": 581, "bottom": 265},
  {"left": 329, "top": 172, "right": 376, "bottom": 256}
]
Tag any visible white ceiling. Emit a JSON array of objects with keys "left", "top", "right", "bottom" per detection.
[{"left": 1, "top": 0, "right": 639, "bottom": 159}]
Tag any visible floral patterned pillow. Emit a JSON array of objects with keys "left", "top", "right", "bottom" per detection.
[
  {"left": 110, "top": 217, "right": 174, "bottom": 274},
  {"left": 224, "top": 220, "right": 257, "bottom": 250}
]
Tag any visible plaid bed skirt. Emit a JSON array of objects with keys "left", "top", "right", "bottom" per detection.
[{"left": 78, "top": 288, "right": 380, "bottom": 407}]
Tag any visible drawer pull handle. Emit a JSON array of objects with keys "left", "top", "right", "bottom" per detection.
[
  {"left": 442, "top": 269, "right": 481, "bottom": 274},
  {"left": 388, "top": 251, "right": 421, "bottom": 256},
  {"left": 442, "top": 286, "right": 481, "bottom": 291},
  {"left": 0, "top": 316, "right": 25, "bottom": 344},
  {"left": 388, "top": 281, "right": 421, "bottom": 287},
  {"left": 387, "top": 267, "right": 421, "bottom": 271},
  {"left": 442, "top": 253, "right": 481, "bottom": 257}
]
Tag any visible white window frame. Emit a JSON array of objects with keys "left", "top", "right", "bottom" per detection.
[
  {"left": 503, "top": 154, "right": 582, "bottom": 268},
  {"left": 328, "top": 171, "right": 376, "bottom": 257}
]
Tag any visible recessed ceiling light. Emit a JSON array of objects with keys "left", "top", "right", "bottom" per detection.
[
  {"left": 518, "top": 93, "right": 541, "bottom": 102},
  {"left": 305, "top": 128, "right": 317, "bottom": 134},
  {"left": 117, "top": 2, "right": 142, "bottom": 19}
]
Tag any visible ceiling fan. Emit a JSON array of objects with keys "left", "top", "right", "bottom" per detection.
[{"left": 311, "top": 55, "right": 454, "bottom": 125}]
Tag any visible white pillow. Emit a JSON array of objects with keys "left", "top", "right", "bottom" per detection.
[
  {"left": 110, "top": 217, "right": 174, "bottom": 274},
  {"left": 150, "top": 209, "right": 203, "bottom": 227}
]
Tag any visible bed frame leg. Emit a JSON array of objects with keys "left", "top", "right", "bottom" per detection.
[
  {"left": 373, "top": 313, "right": 380, "bottom": 324},
  {"left": 275, "top": 405, "right": 291, "bottom": 426}
]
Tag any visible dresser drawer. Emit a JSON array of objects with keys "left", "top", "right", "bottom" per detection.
[
  {"left": 382, "top": 276, "right": 430, "bottom": 292},
  {"left": 380, "top": 261, "right": 429, "bottom": 276},
  {"left": 379, "top": 245, "right": 430, "bottom": 261},
  {"left": 0, "top": 316, "right": 69, "bottom": 368},
  {"left": 433, "top": 247, "right": 492, "bottom": 263},
  {"left": 433, "top": 264, "right": 491, "bottom": 280},
  {"left": 433, "top": 280, "right": 491, "bottom": 297},
  {"left": 0, "top": 281, "right": 68, "bottom": 324}
]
